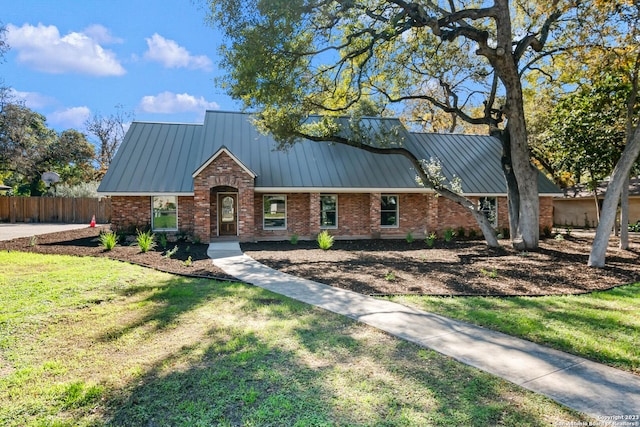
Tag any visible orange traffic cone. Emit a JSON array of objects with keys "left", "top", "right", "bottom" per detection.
[{"left": 90, "top": 215, "right": 96, "bottom": 227}]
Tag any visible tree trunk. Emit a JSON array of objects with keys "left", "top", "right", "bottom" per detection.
[
  {"left": 434, "top": 186, "right": 500, "bottom": 248},
  {"left": 620, "top": 173, "right": 630, "bottom": 249},
  {"left": 494, "top": 128, "right": 520, "bottom": 241},
  {"left": 504, "top": 93, "right": 540, "bottom": 250},
  {"left": 589, "top": 126, "right": 640, "bottom": 267},
  {"left": 490, "top": 0, "right": 540, "bottom": 251}
]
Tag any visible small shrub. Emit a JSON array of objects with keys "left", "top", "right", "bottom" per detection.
[
  {"left": 456, "top": 226, "right": 466, "bottom": 239},
  {"left": 468, "top": 229, "right": 478, "bottom": 239},
  {"left": 158, "top": 233, "right": 168, "bottom": 249},
  {"left": 480, "top": 268, "right": 498, "bottom": 279},
  {"left": 164, "top": 245, "right": 178, "bottom": 259},
  {"left": 630, "top": 221, "right": 640, "bottom": 232},
  {"left": 183, "top": 255, "right": 192, "bottom": 267},
  {"left": 192, "top": 235, "right": 201, "bottom": 245},
  {"left": 317, "top": 230, "right": 334, "bottom": 250},
  {"left": 29, "top": 235, "right": 37, "bottom": 247},
  {"left": 555, "top": 233, "right": 565, "bottom": 241},
  {"left": 444, "top": 228, "right": 455, "bottom": 242},
  {"left": 385, "top": 271, "right": 396, "bottom": 281},
  {"left": 542, "top": 225, "right": 552, "bottom": 238},
  {"left": 136, "top": 229, "right": 156, "bottom": 253},
  {"left": 406, "top": 231, "right": 414, "bottom": 243},
  {"left": 565, "top": 226, "right": 572, "bottom": 236},
  {"left": 176, "top": 230, "right": 190, "bottom": 242},
  {"left": 290, "top": 233, "right": 299, "bottom": 245},
  {"left": 99, "top": 231, "right": 118, "bottom": 251},
  {"left": 425, "top": 232, "right": 436, "bottom": 247}
]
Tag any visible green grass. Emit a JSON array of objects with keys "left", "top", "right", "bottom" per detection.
[
  {"left": 0, "top": 252, "right": 590, "bottom": 426},
  {"left": 388, "top": 284, "right": 640, "bottom": 374}
]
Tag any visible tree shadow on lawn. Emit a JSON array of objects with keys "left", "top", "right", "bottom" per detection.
[{"left": 102, "top": 292, "right": 586, "bottom": 427}]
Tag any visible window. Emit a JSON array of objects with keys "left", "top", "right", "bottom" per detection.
[
  {"left": 479, "top": 197, "right": 497, "bottom": 227},
  {"left": 381, "top": 195, "right": 398, "bottom": 227},
  {"left": 152, "top": 196, "right": 177, "bottom": 231},
  {"left": 263, "top": 195, "right": 286, "bottom": 229},
  {"left": 320, "top": 195, "right": 338, "bottom": 228}
]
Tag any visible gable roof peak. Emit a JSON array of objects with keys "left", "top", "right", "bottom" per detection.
[{"left": 192, "top": 145, "right": 257, "bottom": 179}]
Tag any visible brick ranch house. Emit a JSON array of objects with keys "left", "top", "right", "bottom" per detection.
[{"left": 97, "top": 111, "right": 560, "bottom": 242}]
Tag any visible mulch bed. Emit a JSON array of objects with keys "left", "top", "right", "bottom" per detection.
[{"left": 2, "top": 225, "right": 639, "bottom": 296}]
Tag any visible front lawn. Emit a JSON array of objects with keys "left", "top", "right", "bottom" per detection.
[
  {"left": 389, "top": 284, "right": 640, "bottom": 374},
  {"left": 0, "top": 252, "right": 588, "bottom": 426}
]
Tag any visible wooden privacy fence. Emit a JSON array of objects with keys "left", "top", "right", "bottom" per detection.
[{"left": 0, "top": 197, "right": 111, "bottom": 224}]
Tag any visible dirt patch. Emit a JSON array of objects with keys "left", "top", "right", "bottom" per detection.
[{"left": 2, "top": 226, "right": 639, "bottom": 296}]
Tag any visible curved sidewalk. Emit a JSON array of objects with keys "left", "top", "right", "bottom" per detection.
[{"left": 208, "top": 242, "right": 640, "bottom": 419}]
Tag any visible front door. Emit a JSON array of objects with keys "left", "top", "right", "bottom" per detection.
[{"left": 218, "top": 193, "right": 238, "bottom": 236}]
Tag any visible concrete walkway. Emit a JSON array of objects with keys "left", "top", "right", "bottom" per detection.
[{"left": 207, "top": 242, "right": 640, "bottom": 419}]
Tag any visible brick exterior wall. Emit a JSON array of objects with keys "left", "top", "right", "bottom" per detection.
[
  {"left": 111, "top": 180, "right": 555, "bottom": 243},
  {"left": 539, "top": 196, "right": 554, "bottom": 231},
  {"left": 431, "top": 196, "right": 510, "bottom": 236},
  {"left": 177, "top": 196, "right": 195, "bottom": 234},
  {"left": 111, "top": 195, "right": 195, "bottom": 235},
  {"left": 111, "top": 196, "right": 151, "bottom": 232}
]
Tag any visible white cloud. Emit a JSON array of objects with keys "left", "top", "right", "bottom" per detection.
[
  {"left": 138, "top": 91, "right": 220, "bottom": 114},
  {"left": 6, "top": 23, "right": 126, "bottom": 76},
  {"left": 8, "top": 89, "right": 55, "bottom": 109},
  {"left": 49, "top": 106, "right": 91, "bottom": 128},
  {"left": 143, "top": 33, "right": 213, "bottom": 71},
  {"left": 83, "top": 24, "right": 123, "bottom": 44}
]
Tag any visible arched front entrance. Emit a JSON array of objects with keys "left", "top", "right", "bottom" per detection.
[{"left": 210, "top": 186, "right": 238, "bottom": 238}]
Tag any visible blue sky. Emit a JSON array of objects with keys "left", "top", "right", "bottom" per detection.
[{"left": 2, "top": 0, "right": 240, "bottom": 131}]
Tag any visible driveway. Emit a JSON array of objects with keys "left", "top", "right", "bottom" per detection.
[{"left": 0, "top": 223, "right": 94, "bottom": 241}]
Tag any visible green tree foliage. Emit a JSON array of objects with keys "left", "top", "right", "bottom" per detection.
[
  {"left": 549, "top": 73, "right": 634, "bottom": 186},
  {"left": 0, "top": 102, "right": 95, "bottom": 195}
]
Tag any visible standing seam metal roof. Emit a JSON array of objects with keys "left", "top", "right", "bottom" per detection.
[{"left": 97, "top": 111, "right": 561, "bottom": 195}]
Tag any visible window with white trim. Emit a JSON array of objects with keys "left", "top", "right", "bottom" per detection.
[
  {"left": 320, "top": 194, "right": 338, "bottom": 228},
  {"left": 381, "top": 195, "right": 398, "bottom": 227},
  {"left": 479, "top": 197, "right": 498, "bottom": 227},
  {"left": 152, "top": 196, "right": 178, "bottom": 231},
  {"left": 263, "top": 195, "right": 287, "bottom": 229}
]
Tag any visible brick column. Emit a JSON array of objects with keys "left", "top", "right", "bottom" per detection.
[
  {"left": 369, "top": 193, "right": 381, "bottom": 238},
  {"left": 193, "top": 187, "right": 210, "bottom": 242},
  {"left": 309, "top": 193, "right": 320, "bottom": 238},
  {"left": 238, "top": 187, "right": 255, "bottom": 240},
  {"left": 426, "top": 194, "right": 439, "bottom": 234}
]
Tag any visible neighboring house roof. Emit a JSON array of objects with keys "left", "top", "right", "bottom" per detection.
[
  {"left": 561, "top": 177, "right": 640, "bottom": 198},
  {"left": 98, "top": 111, "right": 561, "bottom": 196}
]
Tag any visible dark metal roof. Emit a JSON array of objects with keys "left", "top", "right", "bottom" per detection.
[
  {"left": 408, "top": 132, "right": 560, "bottom": 195},
  {"left": 98, "top": 111, "right": 561, "bottom": 195}
]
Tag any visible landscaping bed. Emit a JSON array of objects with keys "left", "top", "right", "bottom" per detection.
[{"left": 2, "top": 225, "right": 639, "bottom": 296}]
